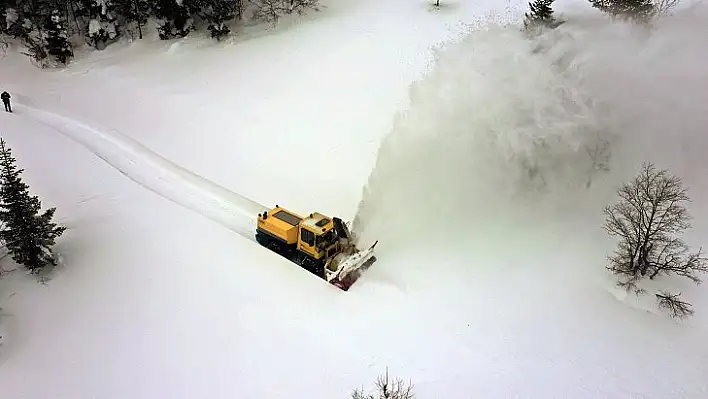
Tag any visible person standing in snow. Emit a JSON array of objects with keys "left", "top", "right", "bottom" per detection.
[{"left": 1, "top": 91, "right": 11, "bottom": 113}]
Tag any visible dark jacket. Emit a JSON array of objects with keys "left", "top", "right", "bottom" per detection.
[{"left": 0, "top": 92, "right": 9, "bottom": 103}]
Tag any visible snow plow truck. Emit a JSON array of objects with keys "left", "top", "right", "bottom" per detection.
[{"left": 255, "top": 205, "right": 377, "bottom": 290}]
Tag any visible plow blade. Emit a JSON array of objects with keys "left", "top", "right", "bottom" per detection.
[{"left": 326, "top": 240, "right": 378, "bottom": 291}]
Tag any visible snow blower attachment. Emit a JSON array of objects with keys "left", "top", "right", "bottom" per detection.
[{"left": 255, "top": 205, "right": 377, "bottom": 290}]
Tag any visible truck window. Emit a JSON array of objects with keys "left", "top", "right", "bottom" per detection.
[{"left": 301, "top": 228, "right": 315, "bottom": 246}]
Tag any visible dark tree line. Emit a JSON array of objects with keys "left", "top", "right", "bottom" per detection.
[{"left": 0, "top": 0, "right": 320, "bottom": 66}]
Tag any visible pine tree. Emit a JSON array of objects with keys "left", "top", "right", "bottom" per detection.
[
  {"left": 523, "top": 0, "right": 559, "bottom": 31},
  {"left": 153, "top": 0, "right": 192, "bottom": 40},
  {"left": 0, "top": 138, "right": 66, "bottom": 273},
  {"left": 190, "top": 0, "right": 236, "bottom": 40},
  {"left": 81, "top": 0, "right": 120, "bottom": 49},
  {"left": 44, "top": 9, "right": 74, "bottom": 64},
  {"left": 113, "top": 0, "right": 149, "bottom": 39},
  {"left": 589, "top": 0, "right": 655, "bottom": 23}
]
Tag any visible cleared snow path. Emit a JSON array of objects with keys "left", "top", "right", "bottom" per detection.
[{"left": 18, "top": 103, "right": 268, "bottom": 240}]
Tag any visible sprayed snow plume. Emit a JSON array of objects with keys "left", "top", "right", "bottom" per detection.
[{"left": 352, "top": 5, "right": 708, "bottom": 255}]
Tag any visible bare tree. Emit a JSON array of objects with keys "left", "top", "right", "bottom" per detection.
[
  {"left": 352, "top": 368, "right": 415, "bottom": 399},
  {"left": 603, "top": 162, "right": 708, "bottom": 293},
  {"left": 585, "top": 138, "right": 611, "bottom": 188},
  {"left": 653, "top": 0, "right": 680, "bottom": 15},
  {"left": 656, "top": 291, "right": 694, "bottom": 318}
]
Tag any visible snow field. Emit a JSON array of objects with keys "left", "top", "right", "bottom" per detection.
[
  {"left": 0, "top": 0, "right": 525, "bottom": 219},
  {"left": 0, "top": 107, "right": 372, "bottom": 398},
  {"left": 0, "top": 0, "right": 707, "bottom": 397}
]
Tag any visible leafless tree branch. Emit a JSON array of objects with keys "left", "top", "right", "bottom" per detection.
[
  {"left": 251, "top": 0, "right": 321, "bottom": 25},
  {"left": 653, "top": 0, "right": 680, "bottom": 15},
  {"left": 352, "top": 368, "right": 415, "bottom": 399},
  {"left": 656, "top": 291, "right": 694, "bottom": 318}
]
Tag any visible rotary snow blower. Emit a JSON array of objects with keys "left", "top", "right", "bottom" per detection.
[{"left": 255, "top": 205, "right": 377, "bottom": 290}]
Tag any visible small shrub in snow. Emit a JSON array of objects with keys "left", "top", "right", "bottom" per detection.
[
  {"left": 655, "top": 291, "right": 694, "bottom": 319},
  {"left": 603, "top": 162, "right": 707, "bottom": 317},
  {"left": 351, "top": 369, "right": 415, "bottom": 399},
  {"left": 0, "top": 138, "right": 66, "bottom": 274}
]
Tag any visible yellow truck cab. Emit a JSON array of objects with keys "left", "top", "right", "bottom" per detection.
[{"left": 256, "top": 206, "right": 340, "bottom": 277}]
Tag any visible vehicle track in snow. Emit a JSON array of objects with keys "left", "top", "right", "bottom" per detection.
[{"left": 18, "top": 103, "right": 268, "bottom": 241}]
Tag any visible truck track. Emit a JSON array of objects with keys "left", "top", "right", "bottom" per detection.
[{"left": 18, "top": 103, "right": 268, "bottom": 241}]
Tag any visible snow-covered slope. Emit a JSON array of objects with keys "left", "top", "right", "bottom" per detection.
[
  {"left": 0, "top": 0, "right": 512, "bottom": 218},
  {"left": 2, "top": 0, "right": 708, "bottom": 397}
]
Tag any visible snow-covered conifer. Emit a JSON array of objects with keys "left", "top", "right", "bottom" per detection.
[
  {"left": 84, "top": 0, "right": 119, "bottom": 49},
  {"left": 113, "top": 0, "right": 149, "bottom": 39},
  {"left": 153, "top": 0, "right": 192, "bottom": 39},
  {"left": 523, "top": 0, "right": 560, "bottom": 31},
  {"left": 589, "top": 0, "right": 656, "bottom": 22},
  {"left": 190, "top": 0, "right": 236, "bottom": 40},
  {"left": 44, "top": 10, "right": 73, "bottom": 64},
  {"left": 0, "top": 138, "right": 66, "bottom": 273}
]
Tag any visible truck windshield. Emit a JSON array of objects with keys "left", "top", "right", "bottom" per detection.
[{"left": 316, "top": 230, "right": 335, "bottom": 248}]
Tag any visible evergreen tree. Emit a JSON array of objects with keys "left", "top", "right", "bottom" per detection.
[
  {"left": 523, "top": 0, "right": 560, "bottom": 31},
  {"left": 80, "top": 0, "right": 119, "bottom": 49},
  {"left": 113, "top": 0, "right": 149, "bottom": 39},
  {"left": 191, "top": 0, "right": 236, "bottom": 40},
  {"left": 44, "top": 9, "right": 74, "bottom": 64},
  {"left": 3, "top": 0, "right": 316, "bottom": 58},
  {"left": 589, "top": 0, "right": 655, "bottom": 23},
  {"left": 153, "top": 0, "right": 191, "bottom": 40},
  {"left": 0, "top": 138, "right": 66, "bottom": 273}
]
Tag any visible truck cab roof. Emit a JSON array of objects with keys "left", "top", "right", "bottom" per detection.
[{"left": 301, "top": 212, "right": 334, "bottom": 234}]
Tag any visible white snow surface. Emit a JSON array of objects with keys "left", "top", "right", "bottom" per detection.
[{"left": 1, "top": 0, "right": 708, "bottom": 397}]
